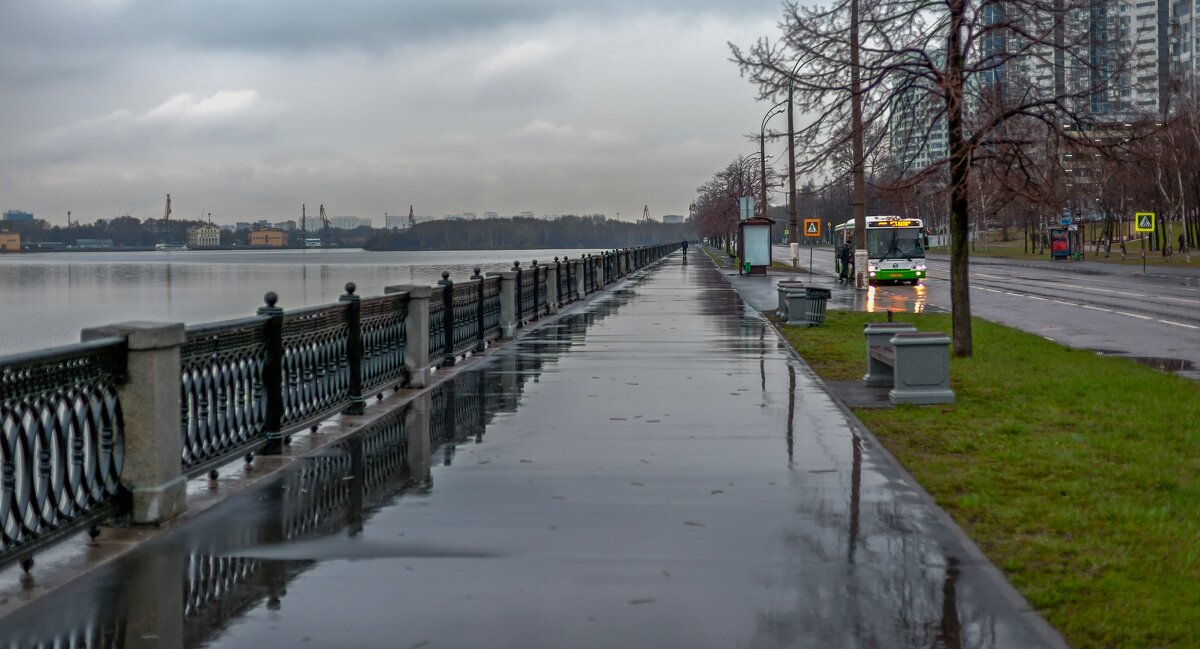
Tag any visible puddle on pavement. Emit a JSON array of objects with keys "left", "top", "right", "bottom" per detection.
[
  {"left": 1095, "top": 351, "right": 1196, "bottom": 372},
  {"left": 1119, "top": 356, "right": 1196, "bottom": 372},
  {"left": 0, "top": 256, "right": 1049, "bottom": 649},
  {"left": 0, "top": 293, "right": 613, "bottom": 649}
]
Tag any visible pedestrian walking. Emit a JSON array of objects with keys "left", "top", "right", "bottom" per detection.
[{"left": 838, "top": 242, "right": 851, "bottom": 282}]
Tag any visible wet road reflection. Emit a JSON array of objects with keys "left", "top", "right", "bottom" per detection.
[{"left": 0, "top": 251, "right": 1057, "bottom": 648}]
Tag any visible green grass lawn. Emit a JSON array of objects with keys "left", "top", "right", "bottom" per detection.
[
  {"left": 930, "top": 234, "right": 1196, "bottom": 268},
  {"left": 777, "top": 311, "right": 1200, "bottom": 648},
  {"left": 700, "top": 245, "right": 731, "bottom": 268}
]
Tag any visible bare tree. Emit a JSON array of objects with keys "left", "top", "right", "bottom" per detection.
[{"left": 732, "top": 0, "right": 1138, "bottom": 356}]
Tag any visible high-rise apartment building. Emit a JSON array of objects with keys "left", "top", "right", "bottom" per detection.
[{"left": 889, "top": 0, "right": 1188, "bottom": 172}]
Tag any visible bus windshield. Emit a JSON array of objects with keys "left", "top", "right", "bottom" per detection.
[{"left": 867, "top": 227, "right": 924, "bottom": 260}]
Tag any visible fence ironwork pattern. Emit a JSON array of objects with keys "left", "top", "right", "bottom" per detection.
[
  {"left": 0, "top": 243, "right": 679, "bottom": 567},
  {"left": 557, "top": 258, "right": 573, "bottom": 304},
  {"left": 450, "top": 282, "right": 479, "bottom": 359},
  {"left": 279, "top": 305, "right": 351, "bottom": 429},
  {"left": 358, "top": 293, "right": 409, "bottom": 393},
  {"left": 518, "top": 266, "right": 537, "bottom": 322},
  {"left": 180, "top": 318, "right": 269, "bottom": 474},
  {"left": 585, "top": 256, "right": 597, "bottom": 294},
  {"left": 482, "top": 276, "right": 502, "bottom": 341},
  {"left": 535, "top": 264, "right": 549, "bottom": 316},
  {"left": 0, "top": 339, "right": 127, "bottom": 559},
  {"left": 428, "top": 286, "right": 446, "bottom": 361}
]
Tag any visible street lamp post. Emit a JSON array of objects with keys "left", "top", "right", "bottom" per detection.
[
  {"left": 784, "top": 51, "right": 822, "bottom": 268},
  {"left": 760, "top": 100, "right": 787, "bottom": 223}
]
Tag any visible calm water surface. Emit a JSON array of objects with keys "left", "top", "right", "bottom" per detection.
[{"left": 0, "top": 248, "right": 604, "bottom": 353}]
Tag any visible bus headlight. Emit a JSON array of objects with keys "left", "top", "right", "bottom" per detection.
[
  {"left": 915, "top": 263, "right": 927, "bottom": 271},
  {"left": 868, "top": 265, "right": 878, "bottom": 272},
  {"left": 869, "top": 271, "right": 876, "bottom": 277}
]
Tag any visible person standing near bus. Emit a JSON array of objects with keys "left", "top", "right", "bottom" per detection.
[{"left": 838, "top": 242, "right": 852, "bottom": 282}]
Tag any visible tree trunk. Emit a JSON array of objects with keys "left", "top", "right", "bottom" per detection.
[{"left": 945, "top": 0, "right": 972, "bottom": 357}]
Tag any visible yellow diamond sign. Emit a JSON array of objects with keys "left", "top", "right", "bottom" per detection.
[{"left": 1135, "top": 212, "right": 1155, "bottom": 233}]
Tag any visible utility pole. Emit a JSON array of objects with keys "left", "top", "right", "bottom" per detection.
[
  {"left": 301, "top": 204, "right": 307, "bottom": 233},
  {"left": 850, "top": 0, "right": 868, "bottom": 288},
  {"left": 787, "top": 79, "right": 798, "bottom": 267}
]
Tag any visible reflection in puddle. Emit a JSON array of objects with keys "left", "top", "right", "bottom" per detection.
[
  {"left": 1109, "top": 355, "right": 1196, "bottom": 372},
  {"left": 865, "top": 284, "right": 927, "bottom": 314},
  {"left": 0, "top": 275, "right": 642, "bottom": 649}
]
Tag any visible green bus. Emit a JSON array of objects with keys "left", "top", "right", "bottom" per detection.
[{"left": 833, "top": 216, "right": 928, "bottom": 284}]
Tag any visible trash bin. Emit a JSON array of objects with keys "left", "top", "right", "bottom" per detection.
[{"left": 805, "top": 287, "right": 831, "bottom": 327}]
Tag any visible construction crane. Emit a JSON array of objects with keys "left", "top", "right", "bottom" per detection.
[
  {"left": 643, "top": 205, "right": 650, "bottom": 222},
  {"left": 408, "top": 205, "right": 416, "bottom": 229},
  {"left": 320, "top": 204, "right": 331, "bottom": 246},
  {"left": 162, "top": 194, "right": 171, "bottom": 243}
]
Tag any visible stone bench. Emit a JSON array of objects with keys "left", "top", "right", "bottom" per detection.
[
  {"left": 863, "top": 322, "right": 917, "bottom": 387},
  {"left": 863, "top": 324, "right": 955, "bottom": 405}
]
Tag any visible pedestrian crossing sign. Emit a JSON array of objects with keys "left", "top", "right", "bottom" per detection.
[
  {"left": 803, "top": 219, "right": 821, "bottom": 238},
  {"left": 1135, "top": 212, "right": 1155, "bottom": 232}
]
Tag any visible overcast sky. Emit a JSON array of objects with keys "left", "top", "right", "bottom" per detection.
[{"left": 0, "top": 1, "right": 784, "bottom": 226}]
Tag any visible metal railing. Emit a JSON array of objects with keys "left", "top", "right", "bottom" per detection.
[
  {"left": 0, "top": 338, "right": 128, "bottom": 563},
  {"left": 0, "top": 242, "right": 680, "bottom": 566},
  {"left": 0, "top": 262, "right": 650, "bottom": 646}
]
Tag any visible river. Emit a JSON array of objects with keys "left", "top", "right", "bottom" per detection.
[{"left": 0, "top": 248, "right": 607, "bottom": 353}]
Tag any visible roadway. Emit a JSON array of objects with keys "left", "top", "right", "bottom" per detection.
[{"left": 775, "top": 244, "right": 1200, "bottom": 379}]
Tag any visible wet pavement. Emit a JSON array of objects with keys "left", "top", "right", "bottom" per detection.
[{"left": 0, "top": 250, "right": 1065, "bottom": 648}]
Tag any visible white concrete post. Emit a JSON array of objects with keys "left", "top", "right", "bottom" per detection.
[
  {"left": 81, "top": 321, "right": 187, "bottom": 525},
  {"left": 386, "top": 285, "right": 430, "bottom": 388},
  {"left": 495, "top": 271, "right": 518, "bottom": 338},
  {"left": 546, "top": 263, "right": 560, "bottom": 314},
  {"left": 855, "top": 249, "right": 869, "bottom": 289}
]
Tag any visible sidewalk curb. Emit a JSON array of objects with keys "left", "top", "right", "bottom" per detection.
[{"left": 696, "top": 251, "right": 1073, "bottom": 649}]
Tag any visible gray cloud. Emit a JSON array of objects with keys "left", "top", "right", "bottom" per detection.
[{"left": 0, "top": 1, "right": 785, "bottom": 223}]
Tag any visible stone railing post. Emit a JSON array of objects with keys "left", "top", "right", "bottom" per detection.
[
  {"left": 547, "top": 259, "right": 560, "bottom": 314},
  {"left": 81, "top": 321, "right": 187, "bottom": 525},
  {"left": 492, "top": 270, "right": 518, "bottom": 338},
  {"left": 575, "top": 258, "right": 585, "bottom": 298},
  {"left": 386, "top": 285, "right": 430, "bottom": 387},
  {"left": 340, "top": 282, "right": 364, "bottom": 415},
  {"left": 531, "top": 260, "right": 541, "bottom": 319}
]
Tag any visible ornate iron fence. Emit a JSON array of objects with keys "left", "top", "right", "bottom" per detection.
[
  {"left": 482, "top": 276, "right": 502, "bottom": 341},
  {"left": 280, "top": 304, "right": 351, "bottom": 430},
  {"left": 0, "top": 242, "right": 680, "bottom": 567},
  {"left": 428, "top": 286, "right": 446, "bottom": 361},
  {"left": 180, "top": 317, "right": 269, "bottom": 475},
  {"left": 358, "top": 292, "right": 409, "bottom": 394},
  {"left": 0, "top": 338, "right": 127, "bottom": 562}
]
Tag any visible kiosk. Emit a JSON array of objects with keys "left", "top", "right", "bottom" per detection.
[
  {"left": 737, "top": 216, "right": 775, "bottom": 275},
  {"left": 1047, "top": 225, "right": 1082, "bottom": 261}
]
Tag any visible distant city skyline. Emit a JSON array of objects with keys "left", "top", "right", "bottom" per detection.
[{"left": 0, "top": 1, "right": 783, "bottom": 226}]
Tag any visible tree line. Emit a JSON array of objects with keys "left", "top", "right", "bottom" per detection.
[{"left": 363, "top": 216, "right": 691, "bottom": 251}]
